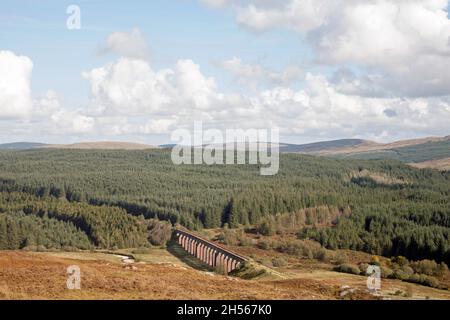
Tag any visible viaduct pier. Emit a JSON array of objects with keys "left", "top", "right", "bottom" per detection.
[{"left": 175, "top": 228, "right": 247, "bottom": 273}]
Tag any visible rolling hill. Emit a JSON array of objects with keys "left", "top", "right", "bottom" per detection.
[
  {"left": 1, "top": 135, "right": 449, "bottom": 169},
  {"left": 0, "top": 142, "right": 47, "bottom": 150},
  {"left": 278, "top": 136, "right": 450, "bottom": 170},
  {"left": 330, "top": 138, "right": 450, "bottom": 166},
  {"left": 44, "top": 141, "right": 157, "bottom": 150},
  {"left": 278, "top": 139, "right": 375, "bottom": 154}
]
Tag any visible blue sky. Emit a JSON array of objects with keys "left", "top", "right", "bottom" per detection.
[
  {"left": 1, "top": 1, "right": 450, "bottom": 144},
  {"left": 0, "top": 0, "right": 310, "bottom": 108}
]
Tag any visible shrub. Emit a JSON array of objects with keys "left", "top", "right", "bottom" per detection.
[
  {"left": 380, "top": 266, "right": 393, "bottom": 279},
  {"left": 147, "top": 219, "right": 172, "bottom": 246},
  {"left": 258, "top": 239, "right": 274, "bottom": 250},
  {"left": 411, "top": 259, "right": 438, "bottom": 276},
  {"left": 302, "top": 247, "right": 314, "bottom": 259},
  {"left": 221, "top": 229, "right": 240, "bottom": 246},
  {"left": 259, "top": 258, "right": 273, "bottom": 267},
  {"left": 334, "top": 263, "right": 360, "bottom": 275},
  {"left": 391, "top": 256, "right": 409, "bottom": 267},
  {"left": 272, "top": 257, "right": 288, "bottom": 267},
  {"left": 257, "top": 220, "right": 275, "bottom": 236},
  {"left": 314, "top": 248, "right": 329, "bottom": 262},
  {"left": 334, "top": 254, "right": 348, "bottom": 265},
  {"left": 437, "top": 262, "right": 449, "bottom": 278},
  {"left": 402, "top": 265, "right": 414, "bottom": 276},
  {"left": 410, "top": 260, "right": 449, "bottom": 278},
  {"left": 231, "top": 262, "right": 267, "bottom": 279},
  {"left": 407, "top": 274, "right": 440, "bottom": 288},
  {"left": 359, "top": 263, "right": 370, "bottom": 275},
  {"left": 239, "top": 235, "right": 252, "bottom": 247},
  {"left": 392, "top": 269, "right": 410, "bottom": 281}
]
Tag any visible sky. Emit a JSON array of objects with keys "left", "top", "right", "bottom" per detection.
[{"left": 1, "top": 0, "right": 450, "bottom": 145}]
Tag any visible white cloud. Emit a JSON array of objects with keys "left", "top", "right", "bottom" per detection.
[
  {"left": 50, "top": 110, "right": 95, "bottom": 135},
  {"left": 254, "top": 73, "right": 450, "bottom": 141},
  {"left": 236, "top": 0, "right": 331, "bottom": 34},
  {"left": 0, "top": 51, "right": 98, "bottom": 139},
  {"left": 81, "top": 51, "right": 450, "bottom": 141},
  {"left": 4, "top": 18, "right": 450, "bottom": 144},
  {"left": 100, "top": 28, "right": 150, "bottom": 60},
  {"left": 220, "top": 57, "right": 303, "bottom": 89},
  {"left": 34, "top": 90, "right": 60, "bottom": 116},
  {"left": 175, "top": 59, "right": 217, "bottom": 110},
  {"left": 82, "top": 58, "right": 175, "bottom": 116},
  {"left": 201, "top": 0, "right": 230, "bottom": 8},
  {"left": 0, "top": 50, "right": 34, "bottom": 119},
  {"left": 82, "top": 57, "right": 220, "bottom": 116},
  {"left": 139, "top": 118, "right": 177, "bottom": 134},
  {"left": 206, "top": 0, "right": 450, "bottom": 97}
]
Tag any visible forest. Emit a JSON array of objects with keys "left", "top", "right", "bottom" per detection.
[{"left": 0, "top": 149, "right": 448, "bottom": 264}]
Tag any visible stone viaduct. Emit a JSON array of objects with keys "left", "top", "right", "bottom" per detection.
[{"left": 175, "top": 228, "right": 247, "bottom": 273}]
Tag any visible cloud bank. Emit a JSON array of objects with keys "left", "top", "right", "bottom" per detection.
[{"left": 2, "top": 8, "right": 450, "bottom": 144}]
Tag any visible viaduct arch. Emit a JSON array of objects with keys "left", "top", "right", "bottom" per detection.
[{"left": 175, "top": 228, "right": 247, "bottom": 274}]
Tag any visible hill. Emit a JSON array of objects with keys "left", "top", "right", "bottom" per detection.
[
  {"left": 279, "top": 139, "right": 375, "bottom": 153},
  {"left": 279, "top": 136, "right": 450, "bottom": 170},
  {"left": 0, "top": 142, "right": 47, "bottom": 150},
  {"left": 45, "top": 141, "right": 157, "bottom": 150},
  {"left": 333, "top": 138, "right": 450, "bottom": 165}
]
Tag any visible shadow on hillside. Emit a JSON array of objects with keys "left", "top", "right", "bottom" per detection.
[{"left": 166, "top": 237, "right": 214, "bottom": 272}]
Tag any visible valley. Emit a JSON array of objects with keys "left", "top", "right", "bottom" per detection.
[{"left": 0, "top": 147, "right": 449, "bottom": 300}]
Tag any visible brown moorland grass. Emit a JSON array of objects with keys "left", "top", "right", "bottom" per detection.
[
  {"left": 0, "top": 251, "right": 340, "bottom": 300},
  {"left": 1, "top": 250, "right": 449, "bottom": 300}
]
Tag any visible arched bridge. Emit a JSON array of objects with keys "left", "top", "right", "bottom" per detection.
[{"left": 175, "top": 228, "right": 248, "bottom": 273}]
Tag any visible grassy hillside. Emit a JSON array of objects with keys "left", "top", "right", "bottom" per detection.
[
  {"left": 44, "top": 141, "right": 156, "bottom": 150},
  {"left": 279, "top": 139, "right": 370, "bottom": 153},
  {"left": 333, "top": 139, "right": 450, "bottom": 163}
]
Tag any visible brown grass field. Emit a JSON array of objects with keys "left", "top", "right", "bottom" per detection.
[
  {"left": 1, "top": 249, "right": 450, "bottom": 300},
  {"left": 0, "top": 251, "right": 339, "bottom": 300}
]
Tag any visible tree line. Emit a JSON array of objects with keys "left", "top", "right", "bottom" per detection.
[{"left": 0, "top": 191, "right": 148, "bottom": 249}]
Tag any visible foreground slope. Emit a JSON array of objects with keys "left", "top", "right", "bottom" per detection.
[
  {"left": 0, "top": 251, "right": 338, "bottom": 300},
  {"left": 2, "top": 250, "right": 450, "bottom": 300}
]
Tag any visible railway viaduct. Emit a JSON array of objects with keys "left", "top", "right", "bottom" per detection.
[{"left": 175, "top": 228, "right": 247, "bottom": 273}]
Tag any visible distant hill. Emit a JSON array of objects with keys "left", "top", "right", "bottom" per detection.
[
  {"left": 321, "top": 136, "right": 450, "bottom": 156},
  {"left": 163, "top": 140, "right": 372, "bottom": 153},
  {"left": 276, "top": 135, "right": 450, "bottom": 170},
  {"left": 0, "top": 142, "right": 47, "bottom": 150},
  {"left": 45, "top": 141, "right": 157, "bottom": 150},
  {"left": 325, "top": 137, "right": 450, "bottom": 170},
  {"left": 1, "top": 136, "right": 448, "bottom": 170},
  {"left": 159, "top": 144, "right": 177, "bottom": 148},
  {"left": 278, "top": 139, "right": 374, "bottom": 154}
]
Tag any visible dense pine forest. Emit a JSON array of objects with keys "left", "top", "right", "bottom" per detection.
[{"left": 0, "top": 149, "right": 449, "bottom": 264}]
